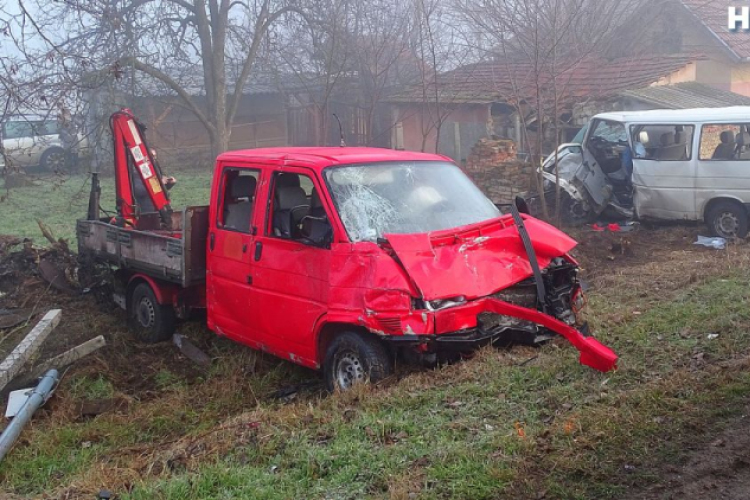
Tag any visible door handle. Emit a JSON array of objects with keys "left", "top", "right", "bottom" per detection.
[
  {"left": 209, "top": 232, "right": 215, "bottom": 251},
  {"left": 254, "top": 241, "right": 263, "bottom": 261}
]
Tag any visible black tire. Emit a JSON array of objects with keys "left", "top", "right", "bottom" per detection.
[
  {"left": 323, "top": 332, "right": 392, "bottom": 392},
  {"left": 706, "top": 200, "right": 748, "bottom": 239},
  {"left": 128, "top": 283, "right": 175, "bottom": 343},
  {"left": 39, "top": 147, "right": 66, "bottom": 173}
]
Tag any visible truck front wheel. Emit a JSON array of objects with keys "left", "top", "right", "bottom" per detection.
[
  {"left": 129, "top": 282, "right": 175, "bottom": 343},
  {"left": 323, "top": 332, "right": 392, "bottom": 392}
]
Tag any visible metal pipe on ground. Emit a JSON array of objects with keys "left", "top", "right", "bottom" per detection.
[{"left": 0, "top": 369, "right": 59, "bottom": 462}]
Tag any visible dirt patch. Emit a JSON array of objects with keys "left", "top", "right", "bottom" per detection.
[
  {"left": 629, "top": 401, "right": 750, "bottom": 500},
  {"left": 0, "top": 240, "right": 217, "bottom": 401}
]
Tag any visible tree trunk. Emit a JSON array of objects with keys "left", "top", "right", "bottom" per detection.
[{"left": 210, "top": 127, "right": 230, "bottom": 159}]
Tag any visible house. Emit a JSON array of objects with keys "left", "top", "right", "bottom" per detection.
[
  {"left": 388, "top": 0, "right": 750, "bottom": 163},
  {"left": 386, "top": 54, "right": 702, "bottom": 162},
  {"left": 611, "top": 0, "right": 750, "bottom": 96}
]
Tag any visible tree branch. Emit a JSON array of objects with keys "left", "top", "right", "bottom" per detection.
[{"left": 118, "top": 57, "right": 215, "bottom": 134}]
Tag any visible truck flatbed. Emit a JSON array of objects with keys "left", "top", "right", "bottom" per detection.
[{"left": 76, "top": 206, "right": 209, "bottom": 287}]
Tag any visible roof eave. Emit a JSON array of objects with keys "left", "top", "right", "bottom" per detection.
[{"left": 676, "top": 0, "right": 742, "bottom": 63}]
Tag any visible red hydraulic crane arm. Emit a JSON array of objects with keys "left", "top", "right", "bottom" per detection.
[{"left": 110, "top": 109, "right": 172, "bottom": 228}]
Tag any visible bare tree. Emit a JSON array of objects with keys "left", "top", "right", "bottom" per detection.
[
  {"left": 276, "top": 0, "right": 416, "bottom": 147},
  {"left": 9, "top": 0, "right": 301, "bottom": 160}
]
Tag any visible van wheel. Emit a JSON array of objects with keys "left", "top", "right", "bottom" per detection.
[
  {"left": 128, "top": 283, "right": 175, "bottom": 343},
  {"left": 560, "top": 194, "right": 591, "bottom": 225},
  {"left": 707, "top": 201, "right": 748, "bottom": 239},
  {"left": 39, "top": 147, "right": 66, "bottom": 173},
  {"left": 323, "top": 332, "right": 392, "bottom": 392}
]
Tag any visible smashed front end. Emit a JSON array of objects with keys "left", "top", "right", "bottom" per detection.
[
  {"left": 325, "top": 161, "right": 617, "bottom": 373},
  {"left": 374, "top": 216, "right": 617, "bottom": 373}
]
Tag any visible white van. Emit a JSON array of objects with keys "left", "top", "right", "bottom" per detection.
[{"left": 543, "top": 107, "right": 750, "bottom": 238}]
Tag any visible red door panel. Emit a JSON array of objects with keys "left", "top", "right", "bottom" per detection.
[
  {"left": 251, "top": 169, "right": 332, "bottom": 365},
  {"left": 206, "top": 166, "right": 261, "bottom": 345},
  {"left": 251, "top": 239, "right": 331, "bottom": 363}
]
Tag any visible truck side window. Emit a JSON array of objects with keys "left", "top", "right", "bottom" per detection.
[
  {"left": 629, "top": 125, "right": 693, "bottom": 161},
  {"left": 218, "top": 168, "right": 260, "bottom": 233},
  {"left": 269, "top": 172, "right": 313, "bottom": 239},
  {"left": 699, "top": 124, "right": 750, "bottom": 160}
]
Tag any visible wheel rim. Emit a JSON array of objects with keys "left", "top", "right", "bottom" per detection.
[
  {"left": 136, "top": 296, "right": 156, "bottom": 328},
  {"left": 715, "top": 211, "right": 739, "bottom": 237},
  {"left": 45, "top": 151, "right": 65, "bottom": 171},
  {"left": 566, "top": 200, "right": 588, "bottom": 221},
  {"left": 562, "top": 197, "right": 588, "bottom": 223},
  {"left": 335, "top": 351, "right": 365, "bottom": 390}
]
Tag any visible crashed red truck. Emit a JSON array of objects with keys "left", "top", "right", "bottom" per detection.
[{"left": 77, "top": 110, "right": 617, "bottom": 391}]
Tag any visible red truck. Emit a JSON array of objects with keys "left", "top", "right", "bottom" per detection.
[{"left": 77, "top": 110, "right": 616, "bottom": 391}]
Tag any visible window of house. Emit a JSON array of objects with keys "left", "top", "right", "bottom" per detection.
[
  {"left": 630, "top": 124, "right": 693, "bottom": 161},
  {"left": 217, "top": 168, "right": 260, "bottom": 233},
  {"left": 699, "top": 124, "right": 750, "bottom": 160}
]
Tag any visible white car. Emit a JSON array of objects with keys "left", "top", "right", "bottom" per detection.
[{"left": 0, "top": 116, "right": 87, "bottom": 172}]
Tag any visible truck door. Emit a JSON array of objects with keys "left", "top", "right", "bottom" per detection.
[
  {"left": 251, "top": 169, "right": 332, "bottom": 365},
  {"left": 206, "top": 165, "right": 262, "bottom": 344}
]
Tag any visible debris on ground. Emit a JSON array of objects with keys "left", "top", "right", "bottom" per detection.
[
  {"left": 173, "top": 334, "right": 212, "bottom": 367},
  {"left": 0, "top": 369, "right": 59, "bottom": 462},
  {"left": 694, "top": 235, "right": 727, "bottom": 250},
  {"left": 76, "top": 397, "right": 129, "bottom": 419},
  {"left": 7, "top": 335, "right": 106, "bottom": 392},
  {"left": 0, "top": 309, "right": 61, "bottom": 391}
]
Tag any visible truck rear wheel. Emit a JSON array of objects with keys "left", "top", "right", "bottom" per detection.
[
  {"left": 129, "top": 282, "right": 175, "bottom": 343},
  {"left": 323, "top": 332, "right": 392, "bottom": 392}
]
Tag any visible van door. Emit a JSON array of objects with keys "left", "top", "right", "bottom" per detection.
[
  {"left": 574, "top": 119, "right": 629, "bottom": 211},
  {"left": 251, "top": 168, "right": 333, "bottom": 366},
  {"left": 2, "top": 121, "right": 35, "bottom": 168},
  {"left": 694, "top": 123, "right": 750, "bottom": 220},
  {"left": 206, "top": 164, "right": 263, "bottom": 344},
  {"left": 630, "top": 124, "right": 697, "bottom": 219}
]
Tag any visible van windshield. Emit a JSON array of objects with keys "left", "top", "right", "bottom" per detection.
[{"left": 325, "top": 161, "right": 501, "bottom": 242}]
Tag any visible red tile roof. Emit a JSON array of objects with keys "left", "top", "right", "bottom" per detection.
[
  {"left": 388, "top": 54, "right": 699, "bottom": 106},
  {"left": 679, "top": 0, "right": 750, "bottom": 61}
]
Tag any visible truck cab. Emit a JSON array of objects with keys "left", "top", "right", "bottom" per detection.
[{"left": 79, "top": 138, "right": 616, "bottom": 391}]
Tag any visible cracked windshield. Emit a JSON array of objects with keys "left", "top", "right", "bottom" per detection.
[{"left": 326, "top": 161, "right": 501, "bottom": 242}]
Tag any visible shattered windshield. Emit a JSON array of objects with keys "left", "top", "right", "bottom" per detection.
[{"left": 325, "top": 161, "right": 501, "bottom": 242}]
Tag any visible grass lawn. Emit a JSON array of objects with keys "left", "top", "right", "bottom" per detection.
[{"left": 0, "top": 170, "right": 213, "bottom": 243}]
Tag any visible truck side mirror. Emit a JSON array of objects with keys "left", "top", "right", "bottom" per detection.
[{"left": 301, "top": 215, "right": 333, "bottom": 248}]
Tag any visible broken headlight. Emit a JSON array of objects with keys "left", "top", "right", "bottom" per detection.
[{"left": 425, "top": 296, "right": 466, "bottom": 311}]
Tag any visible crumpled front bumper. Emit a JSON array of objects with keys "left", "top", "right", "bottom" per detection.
[{"left": 381, "top": 297, "right": 618, "bottom": 373}]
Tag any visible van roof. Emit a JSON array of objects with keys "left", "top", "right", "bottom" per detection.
[
  {"left": 216, "top": 147, "right": 450, "bottom": 170},
  {"left": 594, "top": 106, "right": 750, "bottom": 124}
]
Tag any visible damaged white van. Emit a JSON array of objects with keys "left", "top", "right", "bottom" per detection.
[{"left": 542, "top": 107, "right": 750, "bottom": 238}]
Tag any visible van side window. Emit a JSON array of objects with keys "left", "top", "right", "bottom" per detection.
[
  {"left": 630, "top": 125, "right": 693, "bottom": 161},
  {"left": 3, "top": 121, "right": 36, "bottom": 140},
  {"left": 217, "top": 168, "right": 260, "bottom": 233},
  {"left": 699, "top": 124, "right": 750, "bottom": 160}
]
